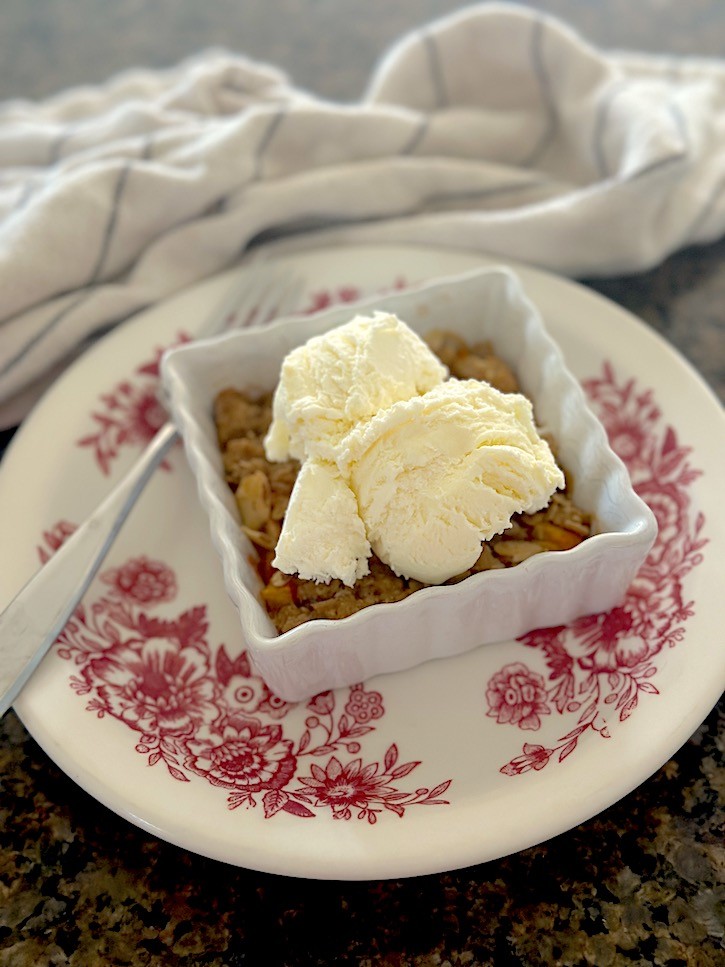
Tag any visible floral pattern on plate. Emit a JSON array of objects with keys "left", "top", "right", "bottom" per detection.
[
  {"left": 487, "top": 363, "right": 707, "bottom": 776},
  {"left": 54, "top": 285, "right": 708, "bottom": 813},
  {"left": 39, "top": 528, "right": 451, "bottom": 822},
  {"left": 76, "top": 333, "right": 190, "bottom": 475}
]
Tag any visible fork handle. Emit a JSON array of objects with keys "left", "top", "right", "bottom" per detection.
[{"left": 0, "top": 421, "right": 179, "bottom": 717}]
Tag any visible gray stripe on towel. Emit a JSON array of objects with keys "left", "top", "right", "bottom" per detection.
[
  {"left": 48, "top": 123, "right": 76, "bottom": 166},
  {"left": 87, "top": 161, "right": 132, "bottom": 283},
  {"left": 520, "top": 17, "right": 558, "bottom": 169},
  {"left": 253, "top": 107, "right": 287, "bottom": 179},
  {"left": 592, "top": 80, "right": 629, "bottom": 179},
  {"left": 667, "top": 100, "right": 689, "bottom": 153},
  {"left": 401, "top": 115, "right": 429, "bottom": 155},
  {"left": 0, "top": 160, "right": 133, "bottom": 378},
  {"left": 422, "top": 178, "right": 550, "bottom": 210},
  {"left": 423, "top": 29, "right": 448, "bottom": 109}
]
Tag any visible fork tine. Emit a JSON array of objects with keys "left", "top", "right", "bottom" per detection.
[
  {"left": 196, "top": 271, "right": 260, "bottom": 337},
  {"left": 245, "top": 275, "right": 304, "bottom": 328},
  {"left": 196, "top": 265, "right": 291, "bottom": 339}
]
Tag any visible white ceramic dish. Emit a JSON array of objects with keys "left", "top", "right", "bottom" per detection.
[
  {"left": 2, "top": 244, "right": 722, "bottom": 880},
  {"left": 161, "top": 267, "right": 657, "bottom": 701}
]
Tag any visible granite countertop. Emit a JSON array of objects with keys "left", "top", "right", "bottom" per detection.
[{"left": 1, "top": 3, "right": 724, "bottom": 965}]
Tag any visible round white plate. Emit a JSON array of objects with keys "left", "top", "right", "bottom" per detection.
[{"left": 2, "top": 244, "right": 723, "bottom": 880}]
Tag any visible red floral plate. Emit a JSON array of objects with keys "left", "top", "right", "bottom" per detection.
[{"left": 1, "top": 244, "right": 723, "bottom": 880}]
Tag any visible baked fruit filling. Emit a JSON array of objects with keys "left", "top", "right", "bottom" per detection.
[{"left": 214, "top": 330, "right": 592, "bottom": 633}]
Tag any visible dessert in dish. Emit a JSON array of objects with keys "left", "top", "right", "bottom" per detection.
[
  {"left": 264, "top": 313, "right": 565, "bottom": 586},
  {"left": 214, "top": 321, "right": 593, "bottom": 633},
  {"left": 161, "top": 265, "right": 657, "bottom": 701}
]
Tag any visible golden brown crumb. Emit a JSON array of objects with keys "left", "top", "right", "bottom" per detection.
[{"left": 424, "top": 330, "right": 519, "bottom": 393}]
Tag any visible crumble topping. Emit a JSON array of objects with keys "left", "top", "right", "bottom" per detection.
[{"left": 214, "top": 330, "right": 592, "bottom": 633}]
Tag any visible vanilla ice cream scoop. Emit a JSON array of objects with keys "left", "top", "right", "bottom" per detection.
[
  {"left": 341, "top": 379, "right": 565, "bottom": 584},
  {"left": 266, "top": 312, "right": 564, "bottom": 588},
  {"left": 264, "top": 311, "right": 447, "bottom": 463},
  {"left": 272, "top": 459, "right": 371, "bottom": 587}
]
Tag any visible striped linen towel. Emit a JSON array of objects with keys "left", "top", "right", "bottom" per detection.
[{"left": 1, "top": 2, "right": 723, "bottom": 426}]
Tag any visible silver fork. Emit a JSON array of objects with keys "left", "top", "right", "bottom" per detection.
[{"left": 0, "top": 264, "right": 303, "bottom": 717}]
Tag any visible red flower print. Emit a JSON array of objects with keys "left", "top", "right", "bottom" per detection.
[
  {"left": 256, "top": 691, "right": 292, "bottom": 720},
  {"left": 344, "top": 685, "right": 384, "bottom": 724},
  {"left": 500, "top": 743, "right": 553, "bottom": 776},
  {"left": 497, "top": 364, "right": 707, "bottom": 779},
  {"left": 86, "top": 638, "right": 220, "bottom": 735},
  {"left": 214, "top": 646, "right": 293, "bottom": 722},
  {"left": 184, "top": 717, "right": 296, "bottom": 793},
  {"left": 296, "top": 757, "right": 391, "bottom": 819},
  {"left": 77, "top": 334, "right": 189, "bottom": 474},
  {"left": 573, "top": 602, "right": 668, "bottom": 671},
  {"left": 102, "top": 556, "right": 176, "bottom": 604},
  {"left": 582, "top": 365, "right": 660, "bottom": 478},
  {"left": 486, "top": 663, "right": 551, "bottom": 731},
  {"left": 574, "top": 606, "right": 632, "bottom": 650},
  {"left": 303, "top": 286, "right": 363, "bottom": 314},
  {"left": 307, "top": 691, "right": 335, "bottom": 716},
  {"left": 223, "top": 675, "right": 267, "bottom": 716},
  {"left": 636, "top": 480, "right": 690, "bottom": 569},
  {"left": 37, "top": 520, "right": 77, "bottom": 564},
  {"left": 623, "top": 576, "right": 685, "bottom": 656},
  {"left": 601, "top": 413, "right": 651, "bottom": 470},
  {"left": 121, "top": 388, "right": 167, "bottom": 446}
]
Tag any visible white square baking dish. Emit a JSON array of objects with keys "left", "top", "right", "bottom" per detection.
[{"left": 161, "top": 267, "right": 657, "bottom": 701}]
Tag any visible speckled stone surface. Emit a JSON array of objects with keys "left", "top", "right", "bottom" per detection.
[
  {"left": 1, "top": 703, "right": 723, "bottom": 966},
  {"left": 1, "top": 3, "right": 724, "bottom": 965}
]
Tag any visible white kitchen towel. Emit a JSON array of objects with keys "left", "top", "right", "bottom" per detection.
[{"left": 1, "top": 2, "right": 724, "bottom": 424}]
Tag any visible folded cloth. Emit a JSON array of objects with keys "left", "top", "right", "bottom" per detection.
[{"left": 1, "top": 2, "right": 724, "bottom": 425}]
